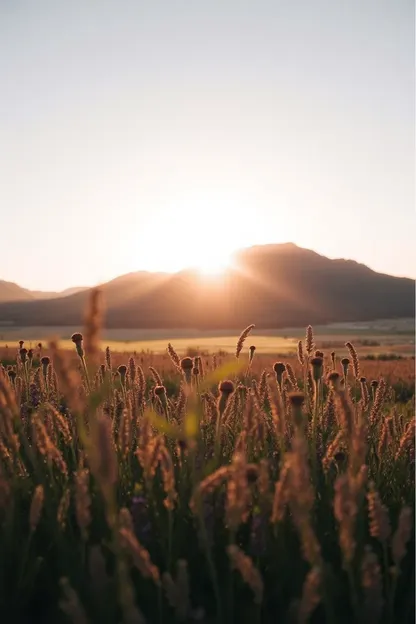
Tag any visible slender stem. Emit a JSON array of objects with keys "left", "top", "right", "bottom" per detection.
[
  {"left": 197, "top": 499, "right": 223, "bottom": 624},
  {"left": 347, "top": 564, "right": 360, "bottom": 622},
  {"left": 167, "top": 508, "right": 173, "bottom": 571},
  {"left": 80, "top": 356, "right": 91, "bottom": 394}
]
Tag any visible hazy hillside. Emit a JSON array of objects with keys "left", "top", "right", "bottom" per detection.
[
  {"left": 30, "top": 287, "right": 90, "bottom": 299},
  {"left": 0, "top": 244, "right": 414, "bottom": 329},
  {"left": 0, "top": 280, "right": 33, "bottom": 303},
  {"left": 0, "top": 281, "right": 89, "bottom": 303}
]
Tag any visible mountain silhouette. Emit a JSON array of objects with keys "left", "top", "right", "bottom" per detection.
[
  {"left": 0, "top": 244, "right": 413, "bottom": 329},
  {"left": 0, "top": 281, "right": 88, "bottom": 303}
]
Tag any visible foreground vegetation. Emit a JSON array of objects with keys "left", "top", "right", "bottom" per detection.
[{"left": 0, "top": 290, "right": 414, "bottom": 623}]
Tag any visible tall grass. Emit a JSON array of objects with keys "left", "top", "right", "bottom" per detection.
[{"left": 0, "top": 290, "right": 414, "bottom": 623}]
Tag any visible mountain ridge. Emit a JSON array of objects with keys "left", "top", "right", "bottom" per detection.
[{"left": 0, "top": 243, "right": 414, "bottom": 329}]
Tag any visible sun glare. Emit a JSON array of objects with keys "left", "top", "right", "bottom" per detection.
[
  {"left": 196, "top": 253, "right": 232, "bottom": 276},
  {"left": 137, "top": 192, "right": 268, "bottom": 277}
]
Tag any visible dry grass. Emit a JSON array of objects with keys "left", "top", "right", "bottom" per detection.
[{"left": 0, "top": 296, "right": 414, "bottom": 623}]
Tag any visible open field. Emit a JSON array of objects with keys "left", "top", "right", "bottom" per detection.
[
  {"left": 0, "top": 318, "right": 414, "bottom": 357},
  {"left": 0, "top": 308, "right": 415, "bottom": 622}
]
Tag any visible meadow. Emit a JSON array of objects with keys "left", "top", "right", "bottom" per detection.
[
  {"left": 0, "top": 318, "right": 414, "bottom": 356},
  {"left": 0, "top": 291, "right": 414, "bottom": 623}
]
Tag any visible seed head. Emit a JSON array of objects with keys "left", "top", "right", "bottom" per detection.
[
  {"left": 180, "top": 357, "right": 194, "bottom": 371},
  {"left": 288, "top": 392, "right": 305, "bottom": 408},
  {"left": 310, "top": 356, "right": 323, "bottom": 382},
  {"left": 297, "top": 340, "right": 305, "bottom": 365},
  {"left": 71, "top": 333, "right": 84, "bottom": 357},
  {"left": 305, "top": 325, "right": 314, "bottom": 355},
  {"left": 341, "top": 357, "right": 350, "bottom": 377},
  {"left": 29, "top": 485, "right": 44, "bottom": 532},
  {"left": 273, "top": 362, "right": 286, "bottom": 375},
  {"left": 327, "top": 371, "right": 340, "bottom": 385},
  {"left": 154, "top": 385, "right": 166, "bottom": 397},
  {"left": 71, "top": 332, "right": 83, "bottom": 345},
  {"left": 117, "top": 365, "right": 127, "bottom": 383},
  {"left": 236, "top": 324, "right": 255, "bottom": 358},
  {"left": 219, "top": 380, "right": 235, "bottom": 394},
  {"left": 19, "top": 348, "right": 28, "bottom": 363},
  {"left": 345, "top": 341, "right": 360, "bottom": 379}
]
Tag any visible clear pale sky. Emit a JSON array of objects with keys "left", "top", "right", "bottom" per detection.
[{"left": 0, "top": 0, "right": 414, "bottom": 291}]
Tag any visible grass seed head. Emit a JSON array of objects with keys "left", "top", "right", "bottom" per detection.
[{"left": 236, "top": 324, "right": 255, "bottom": 359}]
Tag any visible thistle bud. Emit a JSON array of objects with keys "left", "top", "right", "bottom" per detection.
[
  {"left": 117, "top": 365, "right": 127, "bottom": 384},
  {"left": 341, "top": 357, "right": 350, "bottom": 379},
  {"left": 218, "top": 380, "right": 235, "bottom": 416},
  {"left": 154, "top": 384, "right": 166, "bottom": 397},
  {"left": 310, "top": 356, "right": 323, "bottom": 382},
  {"left": 327, "top": 371, "right": 340, "bottom": 388},
  {"left": 273, "top": 362, "right": 286, "bottom": 387},
  {"left": 71, "top": 333, "right": 84, "bottom": 358},
  {"left": 288, "top": 392, "right": 305, "bottom": 428},
  {"left": 180, "top": 357, "right": 194, "bottom": 384},
  {"left": 19, "top": 348, "right": 28, "bottom": 364},
  {"left": 219, "top": 380, "right": 234, "bottom": 394},
  {"left": 41, "top": 356, "right": 50, "bottom": 378}
]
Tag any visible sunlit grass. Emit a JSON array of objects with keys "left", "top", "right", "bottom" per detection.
[{"left": 0, "top": 290, "right": 414, "bottom": 622}]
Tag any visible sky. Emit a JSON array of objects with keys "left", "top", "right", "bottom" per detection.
[{"left": 0, "top": 0, "right": 414, "bottom": 291}]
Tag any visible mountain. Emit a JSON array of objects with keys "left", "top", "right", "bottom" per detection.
[
  {"left": 0, "top": 244, "right": 413, "bottom": 329},
  {"left": 0, "top": 280, "right": 33, "bottom": 303},
  {"left": 0, "top": 281, "right": 89, "bottom": 303},
  {"left": 30, "top": 287, "right": 90, "bottom": 299}
]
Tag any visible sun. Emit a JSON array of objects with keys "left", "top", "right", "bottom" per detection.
[
  {"left": 196, "top": 252, "right": 232, "bottom": 276},
  {"left": 136, "top": 191, "right": 259, "bottom": 276}
]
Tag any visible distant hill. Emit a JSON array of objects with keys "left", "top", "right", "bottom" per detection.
[
  {"left": 0, "top": 280, "right": 33, "bottom": 303},
  {"left": 0, "top": 244, "right": 414, "bottom": 329},
  {"left": 0, "top": 281, "right": 88, "bottom": 303},
  {"left": 30, "top": 287, "right": 90, "bottom": 300}
]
